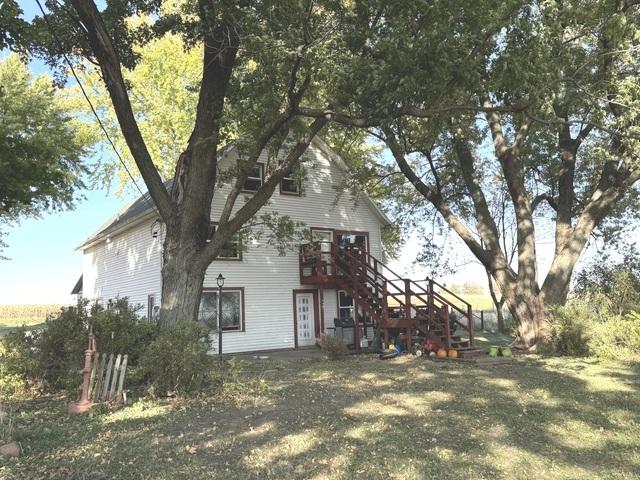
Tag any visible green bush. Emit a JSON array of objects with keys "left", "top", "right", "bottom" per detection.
[
  {"left": 548, "top": 302, "right": 640, "bottom": 360},
  {"left": 91, "top": 299, "right": 159, "bottom": 365},
  {"left": 0, "top": 327, "right": 39, "bottom": 399},
  {"left": 138, "top": 321, "right": 213, "bottom": 396},
  {"left": 589, "top": 312, "right": 640, "bottom": 360},
  {"left": 318, "top": 333, "right": 349, "bottom": 360},
  {"left": 546, "top": 260, "right": 640, "bottom": 360},
  {"left": 0, "top": 298, "right": 159, "bottom": 395},
  {"left": 548, "top": 302, "right": 593, "bottom": 357},
  {"left": 37, "top": 304, "right": 91, "bottom": 392}
]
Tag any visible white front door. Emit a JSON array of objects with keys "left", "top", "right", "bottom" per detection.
[{"left": 296, "top": 293, "right": 316, "bottom": 347}]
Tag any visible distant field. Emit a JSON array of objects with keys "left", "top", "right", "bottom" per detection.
[
  {"left": 0, "top": 304, "right": 68, "bottom": 333},
  {"left": 388, "top": 292, "right": 495, "bottom": 311},
  {"left": 444, "top": 292, "right": 495, "bottom": 310}
]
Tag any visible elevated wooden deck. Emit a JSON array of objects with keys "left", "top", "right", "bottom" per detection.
[{"left": 299, "top": 242, "right": 476, "bottom": 352}]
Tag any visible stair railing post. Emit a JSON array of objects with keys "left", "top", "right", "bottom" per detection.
[
  {"left": 444, "top": 305, "right": 452, "bottom": 349},
  {"left": 353, "top": 278, "right": 361, "bottom": 353},
  {"left": 404, "top": 279, "right": 412, "bottom": 352},
  {"left": 468, "top": 304, "right": 474, "bottom": 346},
  {"left": 428, "top": 278, "right": 434, "bottom": 328},
  {"left": 404, "top": 279, "right": 411, "bottom": 323}
]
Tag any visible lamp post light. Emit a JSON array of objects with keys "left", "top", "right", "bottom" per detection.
[{"left": 216, "top": 273, "right": 225, "bottom": 359}]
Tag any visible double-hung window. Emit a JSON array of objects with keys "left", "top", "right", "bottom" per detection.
[
  {"left": 210, "top": 223, "right": 242, "bottom": 260},
  {"left": 198, "top": 289, "right": 244, "bottom": 331},
  {"left": 280, "top": 165, "right": 301, "bottom": 195},
  {"left": 241, "top": 162, "right": 264, "bottom": 192}
]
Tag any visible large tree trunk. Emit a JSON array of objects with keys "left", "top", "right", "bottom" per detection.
[
  {"left": 491, "top": 270, "right": 549, "bottom": 349},
  {"left": 511, "top": 290, "right": 548, "bottom": 349},
  {"left": 158, "top": 227, "right": 208, "bottom": 328}
]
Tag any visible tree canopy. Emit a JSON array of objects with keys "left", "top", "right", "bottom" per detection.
[
  {"left": 296, "top": 0, "right": 640, "bottom": 346},
  {"left": 0, "top": 54, "right": 92, "bottom": 255},
  {"left": 4, "top": 0, "right": 638, "bottom": 346}
]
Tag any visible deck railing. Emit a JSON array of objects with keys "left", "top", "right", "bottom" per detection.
[{"left": 299, "top": 241, "right": 474, "bottom": 346}]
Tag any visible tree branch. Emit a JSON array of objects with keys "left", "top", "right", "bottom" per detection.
[
  {"left": 219, "top": 43, "right": 312, "bottom": 226},
  {"left": 296, "top": 101, "right": 530, "bottom": 129},
  {"left": 450, "top": 127, "right": 503, "bottom": 254},
  {"left": 171, "top": 3, "right": 240, "bottom": 210},
  {"left": 70, "top": 0, "right": 174, "bottom": 220},
  {"left": 485, "top": 101, "right": 539, "bottom": 289},
  {"left": 532, "top": 193, "right": 558, "bottom": 212},
  {"left": 382, "top": 125, "right": 513, "bottom": 279},
  {"left": 200, "top": 116, "right": 329, "bottom": 264}
]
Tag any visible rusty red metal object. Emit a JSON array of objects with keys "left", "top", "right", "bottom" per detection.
[{"left": 67, "top": 329, "right": 97, "bottom": 414}]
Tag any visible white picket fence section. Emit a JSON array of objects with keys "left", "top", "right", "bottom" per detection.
[{"left": 88, "top": 353, "right": 128, "bottom": 403}]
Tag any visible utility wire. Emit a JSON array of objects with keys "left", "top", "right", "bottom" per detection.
[{"left": 35, "top": 0, "right": 157, "bottom": 212}]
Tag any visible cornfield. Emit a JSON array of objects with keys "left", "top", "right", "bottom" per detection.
[{"left": 0, "top": 304, "right": 68, "bottom": 327}]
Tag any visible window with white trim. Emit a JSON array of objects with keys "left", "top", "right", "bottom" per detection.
[
  {"left": 210, "top": 224, "right": 242, "bottom": 260},
  {"left": 241, "top": 163, "right": 264, "bottom": 192},
  {"left": 198, "top": 289, "right": 244, "bottom": 331},
  {"left": 280, "top": 165, "right": 301, "bottom": 195}
]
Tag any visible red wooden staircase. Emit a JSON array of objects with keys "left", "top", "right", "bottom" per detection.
[{"left": 299, "top": 242, "right": 477, "bottom": 353}]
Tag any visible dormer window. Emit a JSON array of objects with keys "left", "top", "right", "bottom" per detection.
[
  {"left": 280, "top": 165, "right": 301, "bottom": 195},
  {"left": 241, "top": 162, "right": 264, "bottom": 192}
]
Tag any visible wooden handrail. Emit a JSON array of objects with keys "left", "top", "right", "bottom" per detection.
[
  {"left": 299, "top": 241, "right": 475, "bottom": 346},
  {"left": 427, "top": 277, "right": 472, "bottom": 308}
]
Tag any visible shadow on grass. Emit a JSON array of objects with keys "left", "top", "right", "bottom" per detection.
[{"left": 3, "top": 356, "right": 640, "bottom": 480}]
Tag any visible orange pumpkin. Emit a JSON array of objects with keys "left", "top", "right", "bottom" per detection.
[
  {"left": 436, "top": 348, "right": 448, "bottom": 359},
  {"left": 448, "top": 349, "right": 458, "bottom": 359}
]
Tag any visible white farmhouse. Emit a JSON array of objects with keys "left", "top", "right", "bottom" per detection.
[
  {"left": 74, "top": 137, "right": 477, "bottom": 355},
  {"left": 73, "top": 137, "right": 393, "bottom": 354}
]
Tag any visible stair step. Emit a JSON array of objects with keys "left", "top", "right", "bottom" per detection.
[{"left": 457, "top": 348, "right": 483, "bottom": 359}]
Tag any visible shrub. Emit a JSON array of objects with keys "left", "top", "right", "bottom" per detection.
[
  {"left": 548, "top": 301, "right": 640, "bottom": 360},
  {"left": 0, "top": 327, "right": 41, "bottom": 398},
  {"left": 0, "top": 298, "right": 159, "bottom": 396},
  {"left": 37, "top": 304, "right": 91, "bottom": 392},
  {"left": 589, "top": 312, "right": 640, "bottom": 360},
  {"left": 547, "top": 302, "right": 593, "bottom": 357},
  {"left": 138, "top": 321, "right": 213, "bottom": 396},
  {"left": 91, "top": 299, "right": 159, "bottom": 365},
  {"left": 318, "top": 333, "right": 349, "bottom": 360}
]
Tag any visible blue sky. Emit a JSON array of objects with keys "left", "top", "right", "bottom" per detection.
[
  {"left": 0, "top": 1, "right": 135, "bottom": 304},
  {"left": 0, "top": 190, "right": 134, "bottom": 304}
]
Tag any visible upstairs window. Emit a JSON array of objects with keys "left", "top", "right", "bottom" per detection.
[
  {"left": 241, "top": 162, "right": 264, "bottom": 192},
  {"left": 280, "top": 166, "right": 302, "bottom": 195},
  {"left": 210, "top": 224, "right": 242, "bottom": 260},
  {"left": 198, "top": 289, "right": 244, "bottom": 331}
]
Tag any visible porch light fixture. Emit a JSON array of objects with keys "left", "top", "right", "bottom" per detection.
[{"left": 216, "top": 273, "right": 225, "bottom": 359}]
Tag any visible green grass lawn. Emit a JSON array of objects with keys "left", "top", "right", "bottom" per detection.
[{"left": 2, "top": 354, "right": 639, "bottom": 479}]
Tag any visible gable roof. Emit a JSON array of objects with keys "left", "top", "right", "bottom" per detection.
[
  {"left": 76, "top": 180, "right": 170, "bottom": 250},
  {"left": 77, "top": 138, "right": 392, "bottom": 250},
  {"left": 70, "top": 275, "right": 83, "bottom": 295}
]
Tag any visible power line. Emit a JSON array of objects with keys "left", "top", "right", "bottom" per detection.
[{"left": 35, "top": 0, "right": 155, "bottom": 208}]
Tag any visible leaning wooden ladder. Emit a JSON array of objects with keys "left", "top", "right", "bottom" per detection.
[{"left": 88, "top": 353, "right": 128, "bottom": 403}]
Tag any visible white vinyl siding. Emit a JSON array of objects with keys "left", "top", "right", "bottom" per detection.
[
  {"left": 82, "top": 218, "right": 162, "bottom": 312},
  {"left": 81, "top": 142, "right": 385, "bottom": 353}
]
